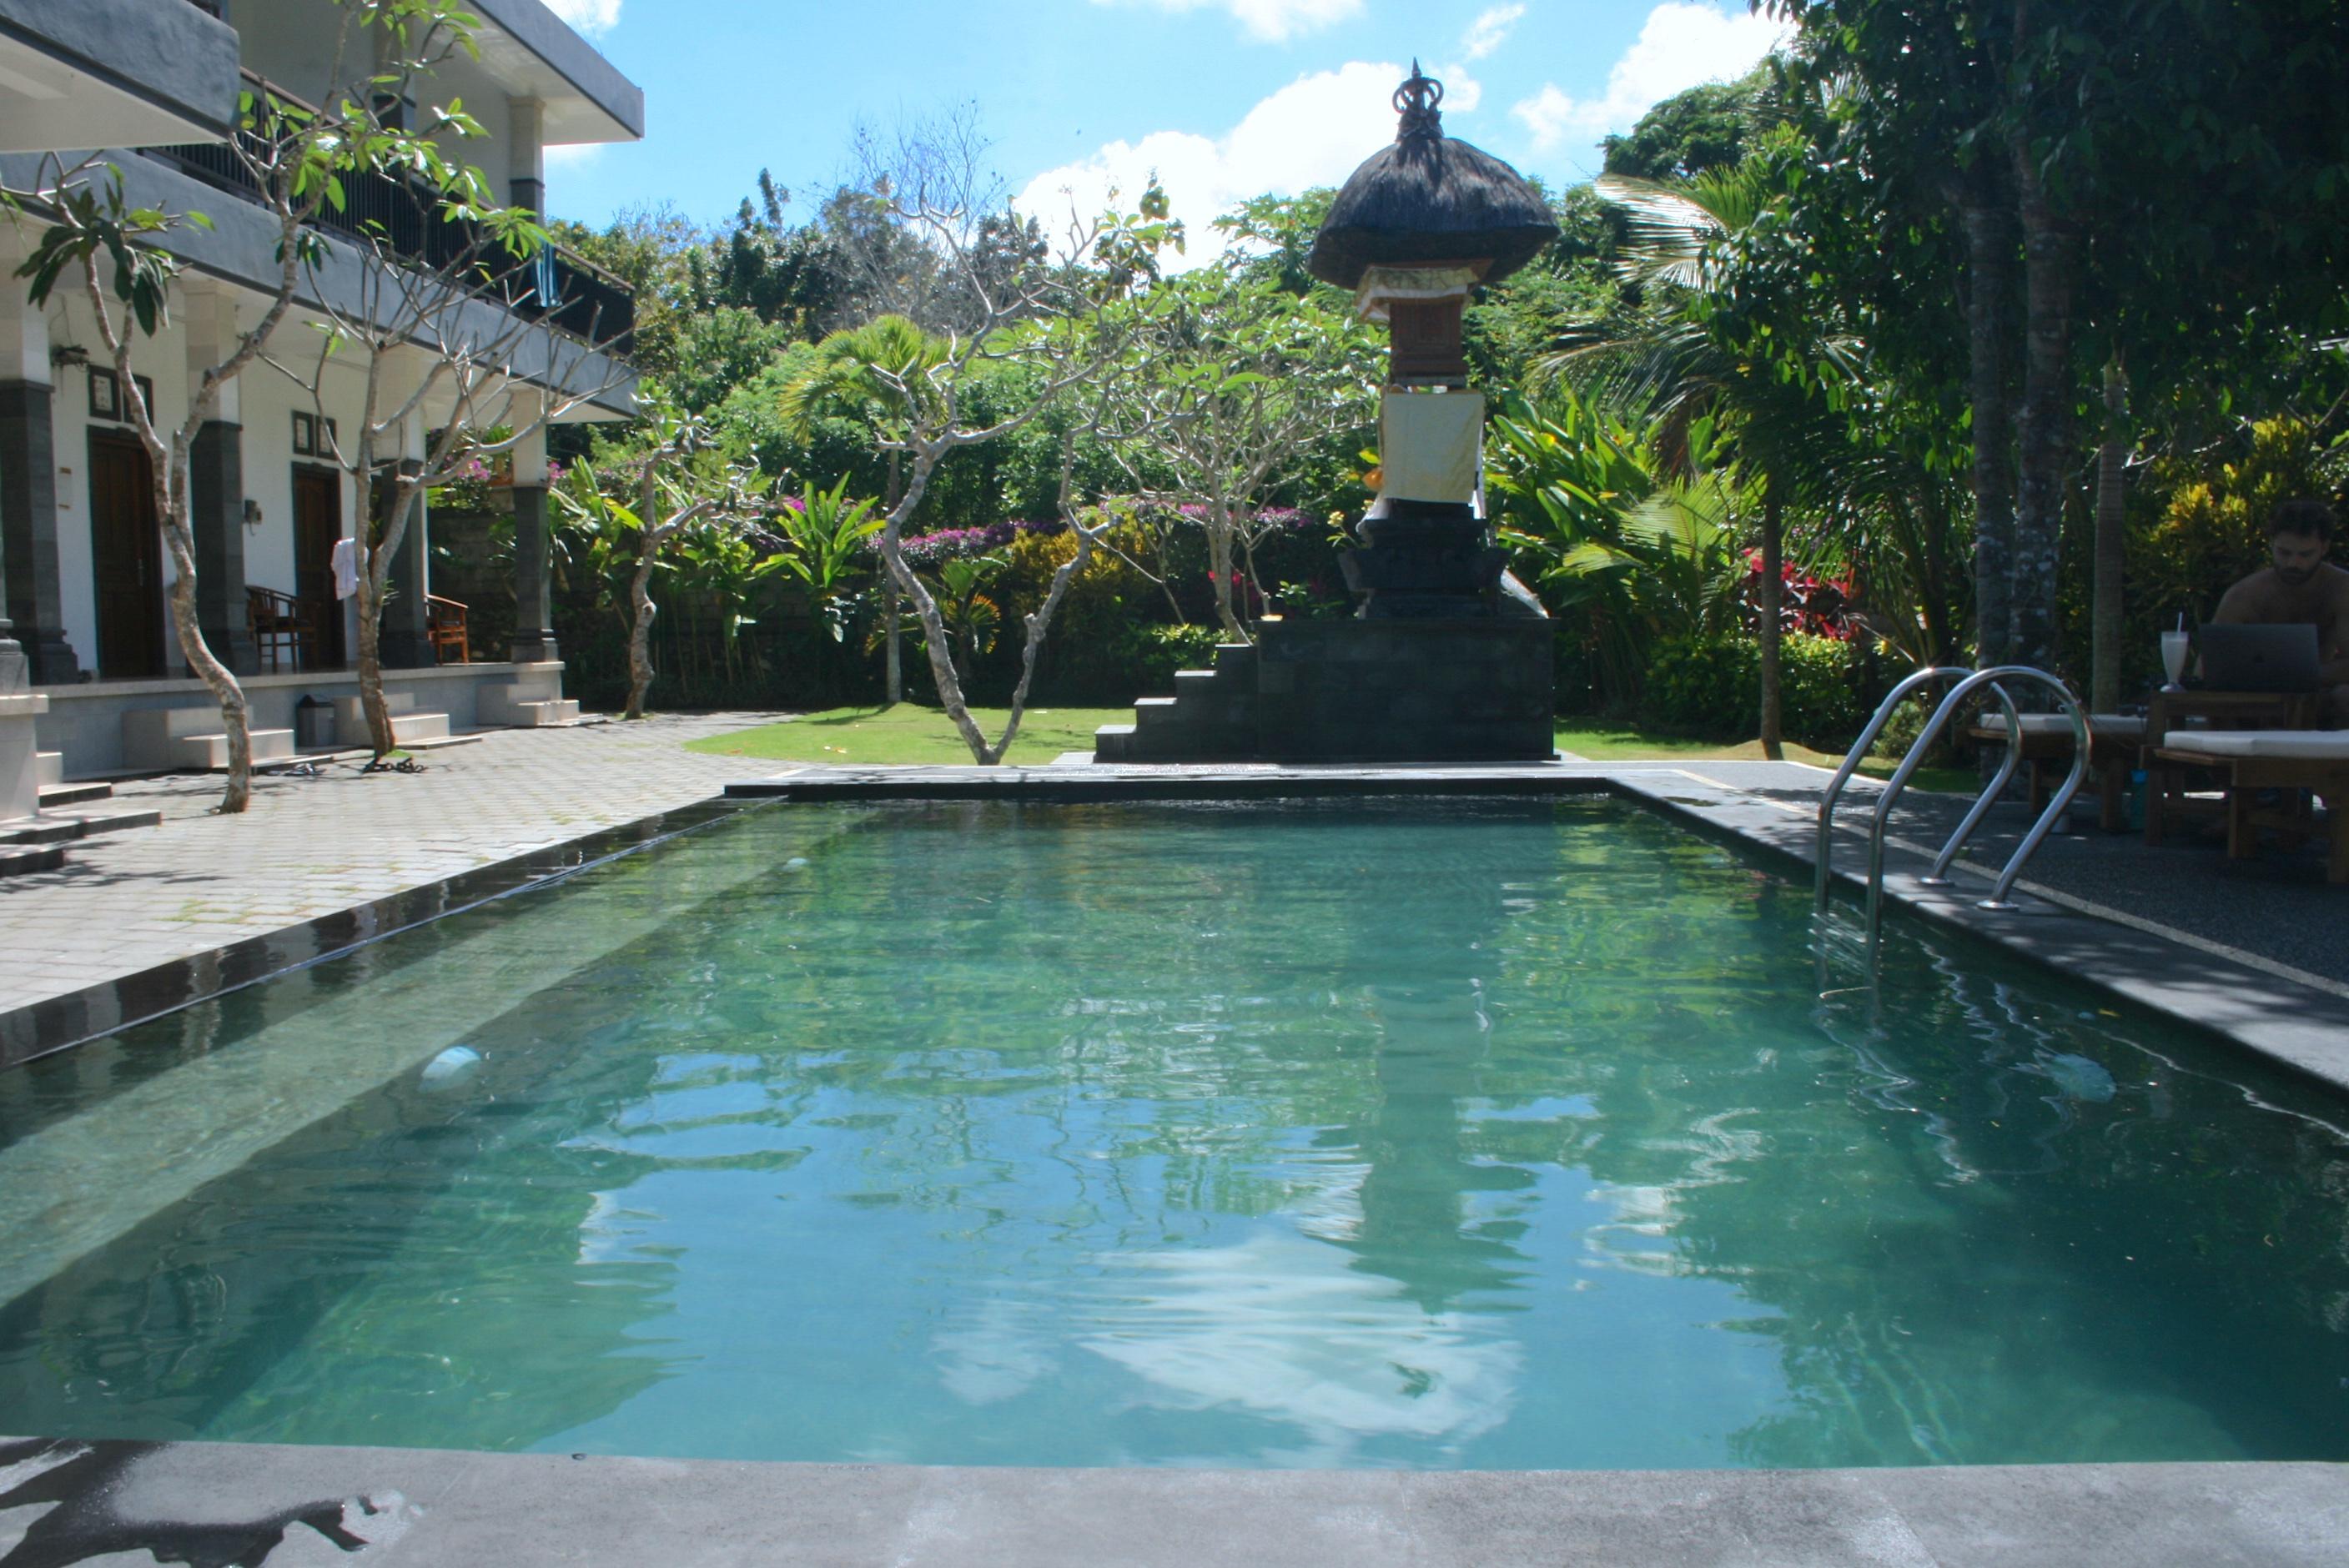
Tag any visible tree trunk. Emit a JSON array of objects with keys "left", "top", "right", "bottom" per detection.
[
  {"left": 1959, "top": 188, "right": 2018, "bottom": 670},
  {"left": 626, "top": 541, "right": 658, "bottom": 720},
  {"left": 2091, "top": 356, "right": 2129, "bottom": 711},
  {"left": 1758, "top": 486, "right": 1783, "bottom": 761},
  {"left": 883, "top": 448, "right": 903, "bottom": 704},
  {"left": 1206, "top": 506, "right": 1245, "bottom": 643},
  {"left": 354, "top": 568, "right": 394, "bottom": 757},
  {"left": 2009, "top": 137, "right": 2076, "bottom": 673},
  {"left": 161, "top": 507, "right": 254, "bottom": 812}
]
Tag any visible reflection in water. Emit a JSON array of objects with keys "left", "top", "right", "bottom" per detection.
[{"left": 1, "top": 799, "right": 2346, "bottom": 1470}]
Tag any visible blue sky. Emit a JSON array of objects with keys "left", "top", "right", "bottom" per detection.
[{"left": 539, "top": 1, "right": 1786, "bottom": 252}]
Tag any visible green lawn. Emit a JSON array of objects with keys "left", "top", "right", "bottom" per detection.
[
  {"left": 687, "top": 706, "right": 1974, "bottom": 791},
  {"left": 686, "top": 706, "right": 1136, "bottom": 766}
]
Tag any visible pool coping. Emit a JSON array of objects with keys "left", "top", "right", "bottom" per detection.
[
  {"left": 2, "top": 1436, "right": 2343, "bottom": 1566},
  {"left": 0, "top": 795, "right": 765, "bottom": 1073}
]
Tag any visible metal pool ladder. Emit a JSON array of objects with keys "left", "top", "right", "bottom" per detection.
[{"left": 1814, "top": 665, "right": 2090, "bottom": 951}]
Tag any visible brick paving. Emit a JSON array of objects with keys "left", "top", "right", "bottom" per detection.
[{"left": 0, "top": 713, "right": 792, "bottom": 1018}]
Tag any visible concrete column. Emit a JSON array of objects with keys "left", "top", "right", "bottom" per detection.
[
  {"left": 379, "top": 408, "right": 431, "bottom": 669},
  {"left": 509, "top": 98, "right": 546, "bottom": 216},
  {"left": 187, "top": 289, "right": 256, "bottom": 674},
  {"left": 0, "top": 284, "right": 80, "bottom": 686},
  {"left": 509, "top": 410, "right": 557, "bottom": 662}
]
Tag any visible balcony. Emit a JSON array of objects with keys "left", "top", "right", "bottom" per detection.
[
  {"left": 0, "top": 0, "right": 239, "bottom": 151},
  {"left": 148, "top": 74, "right": 633, "bottom": 356}
]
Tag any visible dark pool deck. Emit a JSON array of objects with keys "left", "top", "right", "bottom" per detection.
[{"left": 8, "top": 751, "right": 2349, "bottom": 1565}]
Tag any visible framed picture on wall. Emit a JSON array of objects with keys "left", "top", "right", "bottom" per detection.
[
  {"left": 85, "top": 369, "right": 156, "bottom": 424},
  {"left": 292, "top": 411, "right": 317, "bottom": 455}
]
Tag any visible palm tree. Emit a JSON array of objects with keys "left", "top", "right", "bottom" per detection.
[
  {"left": 777, "top": 315, "right": 951, "bottom": 702},
  {"left": 1547, "top": 158, "right": 1858, "bottom": 758}
]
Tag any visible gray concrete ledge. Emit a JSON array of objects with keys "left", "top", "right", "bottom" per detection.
[{"left": 3, "top": 1437, "right": 2343, "bottom": 1566}]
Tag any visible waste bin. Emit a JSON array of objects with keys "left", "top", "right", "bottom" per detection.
[{"left": 294, "top": 694, "right": 334, "bottom": 751}]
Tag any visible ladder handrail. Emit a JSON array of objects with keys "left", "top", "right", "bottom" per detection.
[
  {"left": 1866, "top": 665, "right": 2090, "bottom": 945},
  {"left": 1815, "top": 666, "right": 1991, "bottom": 910}
]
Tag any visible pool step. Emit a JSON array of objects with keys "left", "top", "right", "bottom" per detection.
[{"left": 1095, "top": 643, "right": 1261, "bottom": 762}]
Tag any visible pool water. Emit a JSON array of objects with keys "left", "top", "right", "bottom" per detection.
[{"left": 3, "top": 797, "right": 2346, "bottom": 1470}]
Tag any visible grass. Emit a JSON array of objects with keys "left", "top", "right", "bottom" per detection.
[
  {"left": 689, "top": 706, "right": 1979, "bottom": 792},
  {"left": 685, "top": 706, "right": 1135, "bottom": 766}
]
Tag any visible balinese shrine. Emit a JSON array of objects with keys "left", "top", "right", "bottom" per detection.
[{"left": 1094, "top": 67, "right": 1558, "bottom": 764}]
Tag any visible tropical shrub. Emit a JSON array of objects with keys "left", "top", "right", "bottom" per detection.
[{"left": 1641, "top": 631, "right": 1873, "bottom": 746}]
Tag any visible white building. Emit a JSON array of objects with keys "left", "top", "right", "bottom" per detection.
[{"left": 0, "top": 0, "right": 642, "bottom": 782}]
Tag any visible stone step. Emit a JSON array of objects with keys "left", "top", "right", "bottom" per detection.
[
  {"left": 65, "top": 807, "right": 164, "bottom": 837},
  {"left": 478, "top": 682, "right": 580, "bottom": 727},
  {"left": 0, "top": 842, "right": 64, "bottom": 877},
  {"left": 171, "top": 728, "right": 298, "bottom": 771},
  {"left": 1122, "top": 725, "right": 1256, "bottom": 761},
  {"left": 1092, "top": 724, "right": 1137, "bottom": 763},
  {"left": 0, "top": 804, "right": 165, "bottom": 847},
  {"left": 34, "top": 751, "right": 62, "bottom": 790},
  {"left": 37, "top": 780, "right": 112, "bottom": 808},
  {"left": 512, "top": 698, "right": 584, "bottom": 726},
  {"left": 1214, "top": 642, "right": 1260, "bottom": 676},
  {"left": 389, "top": 710, "right": 450, "bottom": 744}
]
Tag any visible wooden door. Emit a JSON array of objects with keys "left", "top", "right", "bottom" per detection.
[
  {"left": 88, "top": 433, "right": 165, "bottom": 680},
  {"left": 291, "top": 466, "right": 345, "bottom": 667}
]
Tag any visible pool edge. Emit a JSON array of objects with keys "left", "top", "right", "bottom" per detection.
[{"left": 3, "top": 1435, "right": 2343, "bottom": 1566}]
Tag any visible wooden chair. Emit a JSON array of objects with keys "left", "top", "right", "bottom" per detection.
[
  {"left": 2154, "top": 730, "right": 2349, "bottom": 883},
  {"left": 425, "top": 594, "right": 469, "bottom": 665},
  {"left": 245, "top": 585, "right": 319, "bottom": 672}
]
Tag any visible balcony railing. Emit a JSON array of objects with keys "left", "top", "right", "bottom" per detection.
[{"left": 148, "top": 74, "right": 633, "bottom": 356}]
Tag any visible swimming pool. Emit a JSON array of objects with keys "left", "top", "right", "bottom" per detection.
[{"left": 3, "top": 797, "right": 2345, "bottom": 1470}]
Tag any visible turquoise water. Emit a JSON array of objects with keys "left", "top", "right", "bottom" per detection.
[{"left": 3, "top": 797, "right": 2347, "bottom": 1470}]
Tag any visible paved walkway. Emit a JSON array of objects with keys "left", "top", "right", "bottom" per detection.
[{"left": 0, "top": 713, "right": 785, "bottom": 1022}]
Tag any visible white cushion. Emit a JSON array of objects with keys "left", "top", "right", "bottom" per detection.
[
  {"left": 1974, "top": 713, "right": 2083, "bottom": 736},
  {"left": 2160, "top": 729, "right": 2349, "bottom": 761}
]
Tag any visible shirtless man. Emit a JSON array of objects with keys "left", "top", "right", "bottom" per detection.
[{"left": 2213, "top": 498, "right": 2349, "bottom": 726}]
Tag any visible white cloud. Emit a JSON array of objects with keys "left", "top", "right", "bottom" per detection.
[
  {"left": 1091, "top": 0, "right": 1363, "bottom": 43},
  {"left": 1461, "top": 3, "right": 1526, "bottom": 62},
  {"left": 1509, "top": 2, "right": 1787, "bottom": 151},
  {"left": 541, "top": 0, "right": 621, "bottom": 37},
  {"left": 1018, "top": 60, "right": 1481, "bottom": 269}
]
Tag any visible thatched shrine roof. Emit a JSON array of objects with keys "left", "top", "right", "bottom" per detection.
[{"left": 1305, "top": 66, "right": 1559, "bottom": 291}]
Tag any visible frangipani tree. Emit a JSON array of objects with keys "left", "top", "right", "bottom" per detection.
[
  {"left": 1102, "top": 264, "right": 1381, "bottom": 642},
  {"left": 778, "top": 174, "right": 1181, "bottom": 765},
  {"left": 556, "top": 406, "right": 769, "bottom": 720}
]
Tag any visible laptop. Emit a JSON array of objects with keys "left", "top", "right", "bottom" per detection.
[{"left": 2196, "top": 622, "right": 2321, "bottom": 693}]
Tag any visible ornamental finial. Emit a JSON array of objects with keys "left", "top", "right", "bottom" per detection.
[{"left": 1394, "top": 63, "right": 1444, "bottom": 142}]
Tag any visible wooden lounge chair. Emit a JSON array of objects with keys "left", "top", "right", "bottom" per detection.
[
  {"left": 2141, "top": 691, "right": 2324, "bottom": 844},
  {"left": 425, "top": 594, "right": 469, "bottom": 665},
  {"left": 2153, "top": 730, "right": 2349, "bottom": 884},
  {"left": 1967, "top": 711, "right": 2145, "bottom": 827}
]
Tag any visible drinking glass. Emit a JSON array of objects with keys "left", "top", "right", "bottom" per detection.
[{"left": 2160, "top": 629, "right": 2191, "bottom": 691}]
